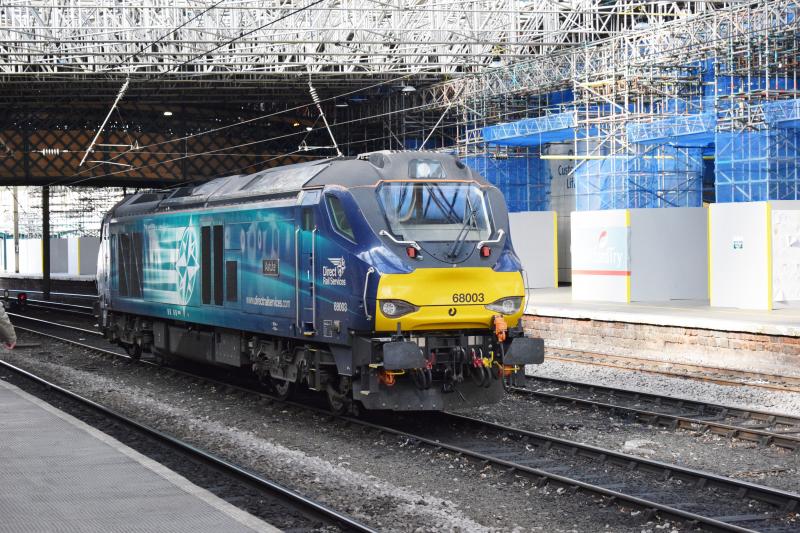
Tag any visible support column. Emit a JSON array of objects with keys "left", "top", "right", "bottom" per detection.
[
  {"left": 12, "top": 186, "right": 19, "bottom": 273},
  {"left": 42, "top": 186, "right": 50, "bottom": 300}
]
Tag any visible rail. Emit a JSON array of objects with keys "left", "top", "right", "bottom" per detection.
[
  {"left": 0, "top": 357, "right": 377, "bottom": 533},
  {"left": 11, "top": 316, "right": 800, "bottom": 532}
]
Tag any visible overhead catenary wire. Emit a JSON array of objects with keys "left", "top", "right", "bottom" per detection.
[
  {"left": 77, "top": 78, "right": 130, "bottom": 168},
  {"left": 64, "top": 98, "right": 463, "bottom": 185},
  {"left": 73, "top": 66, "right": 439, "bottom": 180}
]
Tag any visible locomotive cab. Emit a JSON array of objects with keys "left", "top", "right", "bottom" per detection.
[{"left": 335, "top": 152, "right": 545, "bottom": 410}]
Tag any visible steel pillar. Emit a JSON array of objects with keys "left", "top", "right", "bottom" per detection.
[{"left": 42, "top": 186, "right": 50, "bottom": 300}]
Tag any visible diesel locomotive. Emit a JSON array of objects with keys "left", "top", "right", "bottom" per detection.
[{"left": 97, "top": 151, "right": 544, "bottom": 412}]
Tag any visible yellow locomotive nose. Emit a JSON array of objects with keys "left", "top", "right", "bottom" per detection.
[{"left": 375, "top": 267, "right": 525, "bottom": 332}]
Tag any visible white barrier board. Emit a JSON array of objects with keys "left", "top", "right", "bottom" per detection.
[
  {"left": 508, "top": 211, "right": 557, "bottom": 288},
  {"left": 709, "top": 202, "right": 771, "bottom": 310},
  {"left": 571, "top": 210, "right": 630, "bottom": 302},
  {"left": 629, "top": 207, "right": 707, "bottom": 302}
]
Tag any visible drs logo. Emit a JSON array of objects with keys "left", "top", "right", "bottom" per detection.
[{"left": 451, "top": 292, "right": 485, "bottom": 303}]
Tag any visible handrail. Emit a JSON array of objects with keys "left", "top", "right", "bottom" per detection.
[
  {"left": 294, "top": 227, "right": 300, "bottom": 330},
  {"left": 475, "top": 229, "right": 505, "bottom": 250},
  {"left": 310, "top": 227, "right": 317, "bottom": 332},
  {"left": 363, "top": 267, "right": 375, "bottom": 321},
  {"left": 379, "top": 229, "right": 421, "bottom": 251}
]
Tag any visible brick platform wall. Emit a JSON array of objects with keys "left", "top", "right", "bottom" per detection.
[{"left": 522, "top": 315, "right": 800, "bottom": 377}]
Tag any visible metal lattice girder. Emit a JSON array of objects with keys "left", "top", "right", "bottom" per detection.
[
  {"left": 423, "top": 0, "right": 800, "bottom": 107},
  {"left": 763, "top": 100, "right": 800, "bottom": 128},
  {"left": 483, "top": 111, "right": 577, "bottom": 145},
  {"left": 626, "top": 112, "right": 716, "bottom": 145},
  {"left": 1, "top": 0, "right": 724, "bottom": 76},
  {"left": 0, "top": 0, "right": 747, "bottom": 106}
]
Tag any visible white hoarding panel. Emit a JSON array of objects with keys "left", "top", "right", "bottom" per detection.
[
  {"left": 710, "top": 202, "right": 771, "bottom": 310},
  {"left": 509, "top": 211, "right": 557, "bottom": 288},
  {"left": 68, "top": 238, "right": 79, "bottom": 275},
  {"left": 571, "top": 210, "right": 630, "bottom": 302},
  {"left": 78, "top": 237, "right": 101, "bottom": 276},
  {"left": 629, "top": 208, "right": 708, "bottom": 302},
  {"left": 771, "top": 202, "right": 800, "bottom": 305}
]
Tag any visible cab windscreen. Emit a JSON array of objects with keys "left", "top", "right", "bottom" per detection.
[{"left": 377, "top": 182, "right": 492, "bottom": 244}]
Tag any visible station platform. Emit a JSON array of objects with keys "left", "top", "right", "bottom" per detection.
[
  {"left": 0, "top": 273, "right": 96, "bottom": 297},
  {"left": 0, "top": 379, "right": 276, "bottom": 533},
  {"left": 523, "top": 288, "right": 800, "bottom": 378}
]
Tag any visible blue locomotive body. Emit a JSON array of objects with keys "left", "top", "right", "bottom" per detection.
[{"left": 98, "top": 153, "right": 544, "bottom": 411}]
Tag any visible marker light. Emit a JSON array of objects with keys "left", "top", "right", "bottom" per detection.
[
  {"left": 485, "top": 296, "right": 522, "bottom": 315},
  {"left": 480, "top": 245, "right": 491, "bottom": 257},
  {"left": 406, "top": 246, "right": 418, "bottom": 258},
  {"left": 163, "top": 111, "right": 173, "bottom": 116},
  {"left": 380, "top": 299, "right": 418, "bottom": 318}
]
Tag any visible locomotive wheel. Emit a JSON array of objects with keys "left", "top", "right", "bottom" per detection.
[
  {"left": 470, "top": 365, "right": 486, "bottom": 387},
  {"left": 326, "top": 376, "right": 351, "bottom": 415},
  {"left": 271, "top": 378, "right": 295, "bottom": 400},
  {"left": 125, "top": 343, "right": 142, "bottom": 360},
  {"left": 411, "top": 368, "right": 426, "bottom": 390}
]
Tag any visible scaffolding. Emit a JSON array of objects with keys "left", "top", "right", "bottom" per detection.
[
  {"left": 462, "top": 151, "right": 549, "bottom": 212},
  {"left": 435, "top": 0, "right": 800, "bottom": 211}
]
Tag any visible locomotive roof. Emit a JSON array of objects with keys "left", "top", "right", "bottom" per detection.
[{"left": 110, "top": 151, "right": 488, "bottom": 217}]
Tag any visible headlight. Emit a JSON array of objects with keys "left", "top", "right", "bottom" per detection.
[
  {"left": 485, "top": 296, "right": 522, "bottom": 315},
  {"left": 380, "top": 299, "right": 418, "bottom": 318}
]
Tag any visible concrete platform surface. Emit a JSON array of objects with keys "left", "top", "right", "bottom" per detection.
[
  {"left": 527, "top": 287, "right": 800, "bottom": 337},
  {"left": 0, "top": 379, "right": 277, "bottom": 533}
]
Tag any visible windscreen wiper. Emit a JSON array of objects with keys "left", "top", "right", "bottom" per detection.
[{"left": 446, "top": 197, "right": 477, "bottom": 259}]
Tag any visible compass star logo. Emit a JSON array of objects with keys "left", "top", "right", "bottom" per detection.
[
  {"left": 175, "top": 228, "right": 199, "bottom": 305},
  {"left": 328, "top": 257, "right": 346, "bottom": 277}
]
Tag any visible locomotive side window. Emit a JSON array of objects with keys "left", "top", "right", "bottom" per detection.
[
  {"left": 201, "top": 226, "right": 211, "bottom": 304},
  {"left": 117, "top": 232, "right": 143, "bottom": 298},
  {"left": 225, "top": 261, "right": 238, "bottom": 302},
  {"left": 302, "top": 208, "right": 314, "bottom": 231},
  {"left": 201, "top": 224, "right": 225, "bottom": 305},
  {"left": 118, "top": 234, "right": 129, "bottom": 296},
  {"left": 325, "top": 195, "right": 355, "bottom": 241}
]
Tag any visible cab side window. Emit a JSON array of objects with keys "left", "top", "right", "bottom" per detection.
[{"left": 326, "top": 195, "right": 355, "bottom": 241}]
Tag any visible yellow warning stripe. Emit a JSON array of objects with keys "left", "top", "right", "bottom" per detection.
[
  {"left": 707, "top": 205, "right": 712, "bottom": 303},
  {"left": 625, "top": 209, "right": 631, "bottom": 303},
  {"left": 552, "top": 211, "right": 558, "bottom": 288}
]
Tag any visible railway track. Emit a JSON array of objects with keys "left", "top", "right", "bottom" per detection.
[
  {"left": 547, "top": 349, "right": 800, "bottom": 394},
  {"left": 3, "top": 288, "right": 97, "bottom": 306},
  {"left": 518, "top": 376, "right": 800, "bottom": 450},
  {"left": 22, "top": 298, "right": 95, "bottom": 317},
  {"left": 0, "top": 358, "right": 376, "bottom": 533},
  {"left": 8, "top": 317, "right": 800, "bottom": 532}
]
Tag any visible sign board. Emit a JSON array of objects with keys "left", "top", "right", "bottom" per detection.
[{"left": 262, "top": 259, "right": 280, "bottom": 277}]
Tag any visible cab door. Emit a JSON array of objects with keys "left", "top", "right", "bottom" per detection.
[{"left": 296, "top": 206, "right": 317, "bottom": 336}]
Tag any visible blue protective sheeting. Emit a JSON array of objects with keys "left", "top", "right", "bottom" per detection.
[
  {"left": 575, "top": 145, "right": 703, "bottom": 211},
  {"left": 462, "top": 154, "right": 550, "bottom": 212},
  {"left": 715, "top": 129, "right": 800, "bottom": 202}
]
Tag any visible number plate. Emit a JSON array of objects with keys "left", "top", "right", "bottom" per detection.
[{"left": 451, "top": 292, "right": 485, "bottom": 303}]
